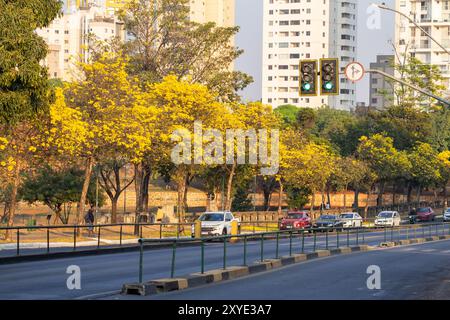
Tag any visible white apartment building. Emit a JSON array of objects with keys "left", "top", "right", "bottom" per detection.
[
  {"left": 262, "top": 0, "right": 358, "bottom": 110},
  {"left": 395, "top": 0, "right": 450, "bottom": 92},
  {"left": 40, "top": 0, "right": 236, "bottom": 81},
  {"left": 36, "top": 6, "right": 125, "bottom": 81}
]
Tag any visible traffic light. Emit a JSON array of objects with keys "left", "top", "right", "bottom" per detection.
[
  {"left": 320, "top": 58, "right": 339, "bottom": 95},
  {"left": 299, "top": 60, "right": 318, "bottom": 96}
]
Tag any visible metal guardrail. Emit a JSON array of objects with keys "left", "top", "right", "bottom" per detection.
[
  {"left": 0, "top": 221, "right": 281, "bottom": 257},
  {"left": 137, "top": 221, "right": 450, "bottom": 283}
]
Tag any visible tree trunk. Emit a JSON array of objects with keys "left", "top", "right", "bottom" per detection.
[
  {"left": 327, "top": 187, "right": 331, "bottom": 209},
  {"left": 111, "top": 197, "right": 119, "bottom": 224},
  {"left": 176, "top": 173, "right": 187, "bottom": 222},
  {"left": 392, "top": 181, "right": 397, "bottom": 206},
  {"left": 343, "top": 186, "right": 348, "bottom": 209},
  {"left": 416, "top": 185, "right": 422, "bottom": 204},
  {"left": 142, "top": 168, "right": 151, "bottom": 213},
  {"left": 278, "top": 181, "right": 283, "bottom": 214},
  {"left": 406, "top": 182, "right": 413, "bottom": 205},
  {"left": 364, "top": 187, "right": 372, "bottom": 219},
  {"left": 353, "top": 189, "right": 360, "bottom": 210},
  {"left": 77, "top": 156, "right": 94, "bottom": 236},
  {"left": 310, "top": 192, "right": 316, "bottom": 219},
  {"left": 377, "top": 181, "right": 385, "bottom": 207},
  {"left": 225, "top": 162, "right": 236, "bottom": 211},
  {"left": 5, "top": 162, "right": 21, "bottom": 240},
  {"left": 443, "top": 185, "right": 448, "bottom": 208}
]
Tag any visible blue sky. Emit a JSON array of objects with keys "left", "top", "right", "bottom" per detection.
[{"left": 235, "top": 0, "right": 396, "bottom": 105}]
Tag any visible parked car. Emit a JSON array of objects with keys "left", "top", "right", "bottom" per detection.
[
  {"left": 408, "top": 208, "right": 418, "bottom": 224},
  {"left": 191, "top": 211, "right": 240, "bottom": 237},
  {"left": 313, "top": 215, "right": 344, "bottom": 231},
  {"left": 338, "top": 212, "right": 363, "bottom": 228},
  {"left": 444, "top": 208, "right": 450, "bottom": 222},
  {"left": 375, "top": 211, "right": 402, "bottom": 227},
  {"left": 416, "top": 207, "right": 435, "bottom": 222},
  {"left": 280, "top": 211, "right": 312, "bottom": 230}
]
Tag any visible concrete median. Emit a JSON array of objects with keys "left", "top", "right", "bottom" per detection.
[{"left": 122, "top": 245, "right": 371, "bottom": 296}]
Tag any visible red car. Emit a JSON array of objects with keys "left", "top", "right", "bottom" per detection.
[
  {"left": 416, "top": 207, "right": 435, "bottom": 222},
  {"left": 280, "top": 211, "right": 312, "bottom": 230}
]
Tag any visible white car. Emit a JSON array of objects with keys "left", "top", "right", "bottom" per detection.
[
  {"left": 338, "top": 212, "right": 363, "bottom": 228},
  {"left": 444, "top": 208, "right": 450, "bottom": 222},
  {"left": 375, "top": 211, "right": 402, "bottom": 227},
  {"left": 191, "top": 211, "right": 240, "bottom": 237}
]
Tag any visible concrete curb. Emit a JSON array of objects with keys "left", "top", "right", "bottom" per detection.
[
  {"left": 379, "top": 234, "right": 450, "bottom": 248},
  {"left": 121, "top": 245, "right": 370, "bottom": 296}
]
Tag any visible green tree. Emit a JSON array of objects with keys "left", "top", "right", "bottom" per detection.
[
  {"left": 274, "top": 105, "right": 299, "bottom": 128},
  {"left": 120, "top": 0, "right": 252, "bottom": 101},
  {"left": 20, "top": 166, "right": 105, "bottom": 224},
  {"left": 0, "top": 0, "right": 61, "bottom": 124}
]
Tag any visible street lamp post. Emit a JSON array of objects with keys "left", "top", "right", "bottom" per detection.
[{"left": 374, "top": 3, "right": 450, "bottom": 57}]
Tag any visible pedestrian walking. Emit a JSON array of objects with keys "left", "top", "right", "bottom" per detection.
[{"left": 84, "top": 205, "right": 95, "bottom": 237}]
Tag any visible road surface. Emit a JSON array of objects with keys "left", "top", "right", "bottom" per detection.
[
  {"left": 124, "top": 239, "right": 450, "bottom": 300},
  {"left": 0, "top": 225, "right": 449, "bottom": 299}
]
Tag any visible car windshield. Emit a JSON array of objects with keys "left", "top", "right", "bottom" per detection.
[
  {"left": 319, "top": 215, "right": 336, "bottom": 220},
  {"left": 446, "top": 208, "right": 450, "bottom": 213},
  {"left": 378, "top": 212, "right": 393, "bottom": 218},
  {"left": 339, "top": 214, "right": 353, "bottom": 219},
  {"left": 287, "top": 213, "right": 307, "bottom": 219},
  {"left": 199, "top": 214, "right": 224, "bottom": 222},
  {"left": 417, "top": 208, "right": 430, "bottom": 213}
]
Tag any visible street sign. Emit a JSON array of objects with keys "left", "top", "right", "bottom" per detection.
[{"left": 344, "top": 62, "right": 365, "bottom": 82}]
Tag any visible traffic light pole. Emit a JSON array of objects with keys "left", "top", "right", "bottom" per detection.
[
  {"left": 366, "top": 69, "right": 450, "bottom": 107},
  {"left": 375, "top": 4, "right": 450, "bottom": 58}
]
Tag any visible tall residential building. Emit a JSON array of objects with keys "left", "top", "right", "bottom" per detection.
[
  {"left": 190, "top": 0, "right": 235, "bottom": 27},
  {"left": 41, "top": 0, "right": 236, "bottom": 81},
  {"left": 261, "top": 0, "right": 358, "bottom": 110},
  {"left": 395, "top": 0, "right": 450, "bottom": 91},
  {"left": 369, "top": 55, "right": 395, "bottom": 109},
  {"left": 36, "top": 6, "right": 126, "bottom": 80}
]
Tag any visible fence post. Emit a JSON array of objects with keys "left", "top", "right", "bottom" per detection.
[
  {"left": 16, "top": 229, "right": 19, "bottom": 256},
  {"left": 260, "top": 233, "right": 264, "bottom": 262},
  {"left": 313, "top": 231, "right": 317, "bottom": 252},
  {"left": 47, "top": 228, "right": 50, "bottom": 253},
  {"left": 160, "top": 224, "right": 162, "bottom": 239},
  {"left": 201, "top": 240, "right": 205, "bottom": 274},
  {"left": 347, "top": 229, "right": 350, "bottom": 247},
  {"left": 97, "top": 225, "right": 101, "bottom": 249},
  {"left": 171, "top": 241, "right": 177, "bottom": 278},
  {"left": 275, "top": 232, "right": 279, "bottom": 259},
  {"left": 223, "top": 237, "right": 227, "bottom": 270},
  {"left": 289, "top": 231, "right": 293, "bottom": 256},
  {"left": 120, "top": 225, "right": 123, "bottom": 246},
  {"left": 301, "top": 230, "right": 305, "bottom": 253},
  {"left": 337, "top": 228, "right": 340, "bottom": 248},
  {"left": 326, "top": 228, "right": 329, "bottom": 250},
  {"left": 243, "top": 236, "right": 247, "bottom": 266},
  {"left": 139, "top": 240, "right": 144, "bottom": 283}
]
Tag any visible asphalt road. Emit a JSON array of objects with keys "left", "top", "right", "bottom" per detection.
[
  {"left": 126, "top": 239, "right": 450, "bottom": 300},
  {"left": 0, "top": 224, "right": 449, "bottom": 299}
]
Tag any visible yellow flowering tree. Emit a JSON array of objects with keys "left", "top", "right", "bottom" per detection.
[
  {"left": 49, "top": 53, "right": 158, "bottom": 227},
  {"left": 148, "top": 75, "right": 228, "bottom": 220}
]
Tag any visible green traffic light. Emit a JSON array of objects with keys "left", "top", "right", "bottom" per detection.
[
  {"left": 324, "top": 82, "right": 333, "bottom": 90},
  {"left": 302, "top": 83, "right": 312, "bottom": 91}
]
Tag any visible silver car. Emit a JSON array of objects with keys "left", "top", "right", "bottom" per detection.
[
  {"left": 338, "top": 212, "right": 363, "bottom": 228},
  {"left": 444, "top": 208, "right": 450, "bottom": 222}
]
